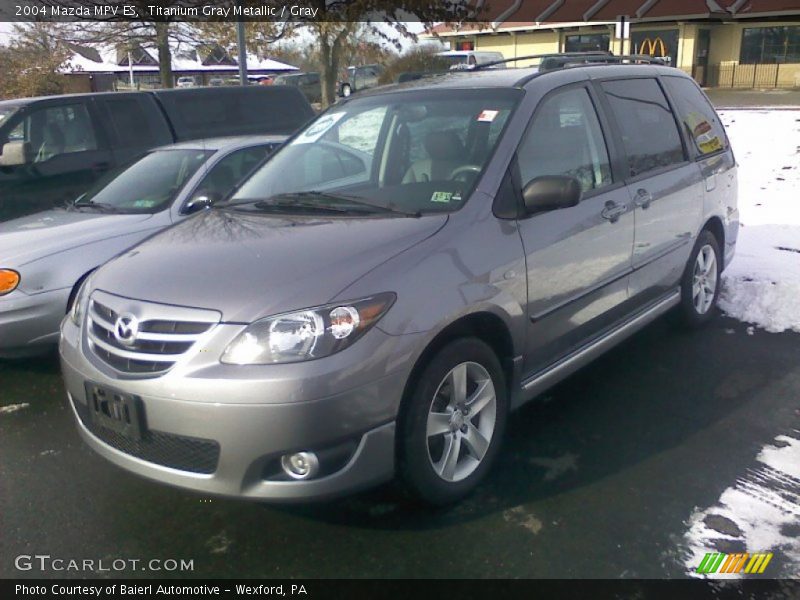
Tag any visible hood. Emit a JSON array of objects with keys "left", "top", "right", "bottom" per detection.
[
  {"left": 93, "top": 209, "right": 447, "bottom": 323},
  {"left": 0, "top": 209, "right": 156, "bottom": 266}
]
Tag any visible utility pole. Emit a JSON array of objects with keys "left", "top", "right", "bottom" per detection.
[{"left": 237, "top": 18, "right": 247, "bottom": 85}]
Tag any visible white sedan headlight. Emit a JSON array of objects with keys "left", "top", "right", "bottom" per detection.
[{"left": 221, "top": 293, "right": 395, "bottom": 365}]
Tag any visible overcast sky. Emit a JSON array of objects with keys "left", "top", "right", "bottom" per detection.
[{"left": 0, "top": 20, "right": 432, "bottom": 48}]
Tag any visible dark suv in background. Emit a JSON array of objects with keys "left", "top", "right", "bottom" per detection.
[{"left": 0, "top": 86, "right": 314, "bottom": 221}]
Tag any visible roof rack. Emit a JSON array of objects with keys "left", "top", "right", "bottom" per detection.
[{"left": 474, "top": 52, "right": 671, "bottom": 71}]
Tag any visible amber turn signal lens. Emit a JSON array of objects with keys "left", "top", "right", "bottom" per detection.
[{"left": 0, "top": 269, "right": 20, "bottom": 295}]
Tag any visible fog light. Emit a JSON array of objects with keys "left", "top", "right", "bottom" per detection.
[{"left": 281, "top": 452, "right": 320, "bottom": 480}]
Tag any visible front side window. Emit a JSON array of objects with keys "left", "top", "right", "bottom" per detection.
[
  {"left": 662, "top": 76, "right": 727, "bottom": 157},
  {"left": 20, "top": 103, "right": 98, "bottom": 163},
  {"left": 517, "top": 87, "right": 612, "bottom": 194},
  {"left": 601, "top": 78, "right": 685, "bottom": 178},
  {"left": 231, "top": 89, "right": 520, "bottom": 216},
  {"left": 76, "top": 149, "right": 211, "bottom": 213}
]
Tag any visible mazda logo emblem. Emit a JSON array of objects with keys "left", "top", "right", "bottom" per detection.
[{"left": 114, "top": 313, "right": 139, "bottom": 346}]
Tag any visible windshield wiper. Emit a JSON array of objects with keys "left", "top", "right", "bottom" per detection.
[
  {"left": 71, "top": 199, "right": 120, "bottom": 213},
  {"left": 251, "top": 199, "right": 356, "bottom": 214},
  {"left": 240, "top": 191, "right": 420, "bottom": 217}
]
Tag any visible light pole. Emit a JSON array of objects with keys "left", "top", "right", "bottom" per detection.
[{"left": 237, "top": 7, "right": 247, "bottom": 85}]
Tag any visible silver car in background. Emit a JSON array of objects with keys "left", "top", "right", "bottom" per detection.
[
  {"left": 59, "top": 62, "right": 737, "bottom": 505},
  {"left": 0, "top": 135, "right": 283, "bottom": 358}
]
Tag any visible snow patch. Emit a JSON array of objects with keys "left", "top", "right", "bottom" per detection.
[
  {"left": 529, "top": 452, "right": 579, "bottom": 481},
  {"left": 502, "top": 505, "right": 543, "bottom": 535},
  {"left": 682, "top": 433, "right": 800, "bottom": 578},
  {"left": 206, "top": 532, "right": 232, "bottom": 555},
  {"left": 0, "top": 403, "right": 30, "bottom": 414},
  {"left": 717, "top": 110, "right": 800, "bottom": 333}
]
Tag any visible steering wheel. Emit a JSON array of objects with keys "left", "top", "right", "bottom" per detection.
[{"left": 450, "top": 165, "right": 482, "bottom": 181}]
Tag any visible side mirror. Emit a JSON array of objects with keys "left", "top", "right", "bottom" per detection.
[
  {"left": 0, "top": 140, "right": 30, "bottom": 167},
  {"left": 184, "top": 191, "right": 221, "bottom": 214},
  {"left": 521, "top": 175, "right": 581, "bottom": 215}
]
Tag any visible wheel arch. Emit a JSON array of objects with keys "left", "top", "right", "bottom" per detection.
[
  {"left": 701, "top": 216, "right": 725, "bottom": 267},
  {"left": 397, "top": 310, "right": 517, "bottom": 422}
]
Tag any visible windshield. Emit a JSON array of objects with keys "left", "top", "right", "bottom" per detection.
[
  {"left": 0, "top": 107, "right": 18, "bottom": 129},
  {"left": 77, "top": 149, "right": 212, "bottom": 213},
  {"left": 231, "top": 89, "right": 520, "bottom": 216}
]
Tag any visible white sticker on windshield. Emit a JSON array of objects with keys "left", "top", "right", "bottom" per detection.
[
  {"left": 477, "top": 110, "right": 499, "bottom": 122},
  {"left": 291, "top": 112, "right": 347, "bottom": 145}
]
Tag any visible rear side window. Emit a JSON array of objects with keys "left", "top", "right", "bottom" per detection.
[
  {"left": 102, "top": 96, "right": 172, "bottom": 149},
  {"left": 157, "top": 88, "right": 314, "bottom": 140},
  {"left": 601, "top": 78, "right": 685, "bottom": 178},
  {"left": 662, "top": 76, "right": 727, "bottom": 157},
  {"left": 517, "top": 87, "right": 612, "bottom": 194}
]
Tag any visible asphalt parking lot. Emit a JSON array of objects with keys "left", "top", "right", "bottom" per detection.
[{"left": 2, "top": 314, "right": 799, "bottom": 579}]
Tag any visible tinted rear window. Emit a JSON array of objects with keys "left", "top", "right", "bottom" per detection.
[
  {"left": 662, "top": 76, "right": 728, "bottom": 157},
  {"left": 153, "top": 87, "right": 314, "bottom": 141},
  {"left": 101, "top": 95, "right": 172, "bottom": 149},
  {"left": 601, "top": 78, "right": 685, "bottom": 178}
]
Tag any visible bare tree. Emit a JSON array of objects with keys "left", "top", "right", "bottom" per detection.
[
  {"left": 298, "top": 1, "right": 476, "bottom": 106},
  {"left": 41, "top": 1, "right": 218, "bottom": 87},
  {"left": 0, "top": 23, "right": 72, "bottom": 99}
]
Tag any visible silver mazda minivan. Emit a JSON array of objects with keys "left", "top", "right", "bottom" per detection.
[{"left": 60, "top": 58, "right": 738, "bottom": 504}]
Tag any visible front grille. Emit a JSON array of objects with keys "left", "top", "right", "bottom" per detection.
[
  {"left": 86, "top": 293, "right": 219, "bottom": 376},
  {"left": 72, "top": 395, "right": 220, "bottom": 475}
]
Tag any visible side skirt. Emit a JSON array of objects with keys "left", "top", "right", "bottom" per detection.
[{"left": 512, "top": 289, "right": 681, "bottom": 409}]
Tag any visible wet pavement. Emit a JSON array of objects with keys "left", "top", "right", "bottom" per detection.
[{"left": 2, "top": 314, "right": 799, "bottom": 579}]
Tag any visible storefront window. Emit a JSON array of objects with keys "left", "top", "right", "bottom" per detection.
[
  {"left": 741, "top": 26, "right": 800, "bottom": 64},
  {"left": 564, "top": 34, "right": 610, "bottom": 53},
  {"left": 632, "top": 30, "right": 679, "bottom": 64}
]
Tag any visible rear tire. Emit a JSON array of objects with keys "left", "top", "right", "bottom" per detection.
[
  {"left": 397, "top": 337, "right": 508, "bottom": 505},
  {"left": 341, "top": 84, "right": 352, "bottom": 97},
  {"left": 677, "top": 230, "right": 722, "bottom": 329}
]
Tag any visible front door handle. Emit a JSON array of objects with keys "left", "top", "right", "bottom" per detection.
[
  {"left": 601, "top": 200, "right": 627, "bottom": 223},
  {"left": 634, "top": 188, "right": 653, "bottom": 209}
]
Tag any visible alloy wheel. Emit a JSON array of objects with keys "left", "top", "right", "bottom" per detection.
[
  {"left": 692, "top": 244, "right": 718, "bottom": 315},
  {"left": 426, "top": 361, "right": 497, "bottom": 482}
]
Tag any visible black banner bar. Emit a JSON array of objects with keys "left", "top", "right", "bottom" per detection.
[{"left": 4, "top": 579, "right": 800, "bottom": 600}]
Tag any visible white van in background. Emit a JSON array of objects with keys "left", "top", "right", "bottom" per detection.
[{"left": 437, "top": 50, "right": 506, "bottom": 69}]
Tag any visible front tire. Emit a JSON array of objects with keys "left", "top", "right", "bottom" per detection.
[
  {"left": 397, "top": 337, "right": 508, "bottom": 505},
  {"left": 678, "top": 230, "right": 722, "bottom": 328}
]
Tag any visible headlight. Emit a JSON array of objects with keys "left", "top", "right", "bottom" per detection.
[
  {"left": 0, "top": 269, "right": 20, "bottom": 296},
  {"left": 221, "top": 293, "right": 395, "bottom": 365},
  {"left": 69, "top": 275, "right": 94, "bottom": 327}
]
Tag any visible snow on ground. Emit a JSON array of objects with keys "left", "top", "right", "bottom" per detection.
[
  {"left": 682, "top": 432, "right": 800, "bottom": 578},
  {"left": 0, "top": 402, "right": 29, "bottom": 414},
  {"left": 717, "top": 110, "right": 800, "bottom": 333}
]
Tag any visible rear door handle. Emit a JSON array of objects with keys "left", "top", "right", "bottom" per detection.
[
  {"left": 601, "top": 200, "right": 627, "bottom": 223},
  {"left": 634, "top": 188, "right": 652, "bottom": 209}
]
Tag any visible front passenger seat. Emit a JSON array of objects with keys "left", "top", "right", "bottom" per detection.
[{"left": 403, "top": 131, "right": 465, "bottom": 183}]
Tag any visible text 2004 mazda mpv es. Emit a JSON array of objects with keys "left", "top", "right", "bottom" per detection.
[{"left": 60, "top": 59, "right": 738, "bottom": 505}]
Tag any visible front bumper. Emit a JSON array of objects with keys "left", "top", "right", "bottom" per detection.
[
  {"left": 60, "top": 318, "right": 418, "bottom": 501},
  {"left": 0, "top": 288, "right": 69, "bottom": 357}
]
